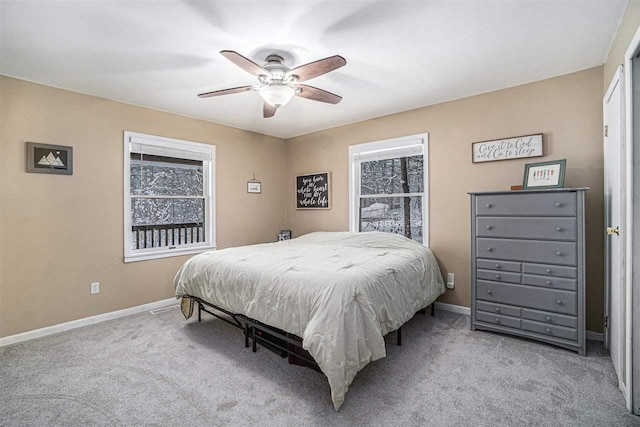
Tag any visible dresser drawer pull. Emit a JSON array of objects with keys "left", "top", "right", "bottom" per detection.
[
  {"left": 495, "top": 307, "right": 501, "bottom": 312},
  {"left": 555, "top": 202, "right": 564, "bottom": 208},
  {"left": 487, "top": 290, "right": 493, "bottom": 295},
  {"left": 555, "top": 251, "right": 563, "bottom": 256},
  {"left": 486, "top": 225, "right": 493, "bottom": 230},
  {"left": 495, "top": 318, "right": 501, "bottom": 323},
  {"left": 545, "top": 316, "right": 552, "bottom": 322},
  {"left": 486, "top": 203, "right": 493, "bottom": 208},
  {"left": 556, "top": 227, "right": 564, "bottom": 232},
  {"left": 495, "top": 275, "right": 501, "bottom": 280},
  {"left": 545, "top": 327, "right": 552, "bottom": 333},
  {"left": 495, "top": 264, "right": 501, "bottom": 269},
  {"left": 545, "top": 280, "right": 552, "bottom": 286},
  {"left": 545, "top": 268, "right": 552, "bottom": 273},
  {"left": 487, "top": 247, "right": 493, "bottom": 252},
  {"left": 555, "top": 299, "right": 563, "bottom": 305}
]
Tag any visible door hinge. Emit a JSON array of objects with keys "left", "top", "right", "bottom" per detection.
[
  {"left": 605, "top": 125, "right": 608, "bottom": 137},
  {"left": 605, "top": 316, "right": 609, "bottom": 328}
]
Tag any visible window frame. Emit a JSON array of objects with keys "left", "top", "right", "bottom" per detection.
[
  {"left": 123, "top": 131, "right": 216, "bottom": 263},
  {"left": 348, "top": 133, "right": 429, "bottom": 245}
]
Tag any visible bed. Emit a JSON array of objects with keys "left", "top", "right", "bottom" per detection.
[{"left": 173, "top": 231, "right": 445, "bottom": 410}]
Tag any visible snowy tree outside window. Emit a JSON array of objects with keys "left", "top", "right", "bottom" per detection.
[
  {"left": 124, "top": 132, "right": 215, "bottom": 262},
  {"left": 350, "top": 135, "right": 428, "bottom": 245}
]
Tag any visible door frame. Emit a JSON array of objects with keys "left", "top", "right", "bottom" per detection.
[{"left": 626, "top": 24, "right": 640, "bottom": 414}]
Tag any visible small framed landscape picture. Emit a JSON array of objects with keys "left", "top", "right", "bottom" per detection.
[
  {"left": 522, "top": 159, "right": 566, "bottom": 190},
  {"left": 26, "top": 142, "right": 73, "bottom": 175}
]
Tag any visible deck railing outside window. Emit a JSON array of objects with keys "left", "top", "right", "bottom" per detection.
[{"left": 131, "top": 222, "right": 205, "bottom": 249}]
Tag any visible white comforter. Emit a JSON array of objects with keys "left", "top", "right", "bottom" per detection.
[{"left": 174, "top": 231, "right": 445, "bottom": 410}]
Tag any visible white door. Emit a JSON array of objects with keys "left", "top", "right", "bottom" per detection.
[{"left": 604, "top": 66, "right": 625, "bottom": 386}]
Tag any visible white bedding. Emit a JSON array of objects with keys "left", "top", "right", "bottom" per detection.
[{"left": 173, "top": 231, "right": 445, "bottom": 410}]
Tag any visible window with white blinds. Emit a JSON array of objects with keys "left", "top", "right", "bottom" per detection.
[
  {"left": 349, "top": 134, "right": 429, "bottom": 245},
  {"left": 124, "top": 131, "right": 215, "bottom": 262}
]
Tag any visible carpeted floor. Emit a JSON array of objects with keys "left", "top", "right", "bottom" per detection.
[{"left": 1, "top": 307, "right": 638, "bottom": 427}]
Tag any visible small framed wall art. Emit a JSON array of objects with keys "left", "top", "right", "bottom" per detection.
[
  {"left": 278, "top": 230, "right": 292, "bottom": 241},
  {"left": 26, "top": 142, "right": 73, "bottom": 175},
  {"left": 247, "top": 173, "right": 261, "bottom": 193},
  {"left": 522, "top": 159, "right": 566, "bottom": 190}
]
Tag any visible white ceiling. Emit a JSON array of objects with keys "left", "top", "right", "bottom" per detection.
[{"left": 0, "top": 0, "right": 628, "bottom": 139}]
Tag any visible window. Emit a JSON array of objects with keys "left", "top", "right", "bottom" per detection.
[
  {"left": 124, "top": 131, "right": 215, "bottom": 262},
  {"left": 349, "top": 134, "right": 428, "bottom": 244}
]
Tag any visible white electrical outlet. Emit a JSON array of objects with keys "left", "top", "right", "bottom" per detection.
[
  {"left": 446, "top": 273, "right": 455, "bottom": 289},
  {"left": 90, "top": 282, "right": 100, "bottom": 294}
]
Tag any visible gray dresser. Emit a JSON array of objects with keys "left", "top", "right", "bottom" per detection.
[{"left": 469, "top": 188, "right": 587, "bottom": 355}]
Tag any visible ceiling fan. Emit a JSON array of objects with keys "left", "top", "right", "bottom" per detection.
[{"left": 198, "top": 50, "right": 346, "bottom": 118}]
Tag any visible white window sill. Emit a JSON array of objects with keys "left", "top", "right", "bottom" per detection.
[{"left": 124, "top": 245, "right": 216, "bottom": 263}]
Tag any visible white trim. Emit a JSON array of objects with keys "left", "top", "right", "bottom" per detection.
[
  {"left": 434, "top": 301, "right": 471, "bottom": 316},
  {"left": 0, "top": 298, "right": 177, "bottom": 347},
  {"left": 348, "top": 133, "right": 429, "bottom": 245},
  {"left": 623, "top": 23, "right": 640, "bottom": 413},
  {"left": 586, "top": 330, "right": 605, "bottom": 342}
]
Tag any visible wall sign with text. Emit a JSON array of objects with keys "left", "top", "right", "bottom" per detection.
[
  {"left": 472, "top": 134, "right": 543, "bottom": 163},
  {"left": 296, "top": 172, "right": 330, "bottom": 209}
]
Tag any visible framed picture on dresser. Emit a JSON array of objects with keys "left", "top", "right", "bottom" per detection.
[{"left": 522, "top": 159, "right": 566, "bottom": 190}]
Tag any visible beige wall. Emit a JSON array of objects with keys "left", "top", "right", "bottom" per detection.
[
  {"left": 0, "top": 76, "right": 285, "bottom": 338},
  {"left": 285, "top": 67, "right": 605, "bottom": 332},
  {"left": 604, "top": 0, "right": 640, "bottom": 90}
]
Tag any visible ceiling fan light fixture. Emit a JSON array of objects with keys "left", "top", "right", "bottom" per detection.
[{"left": 259, "top": 85, "right": 295, "bottom": 107}]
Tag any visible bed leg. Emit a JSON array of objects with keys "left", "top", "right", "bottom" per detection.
[
  {"left": 419, "top": 308, "right": 426, "bottom": 315},
  {"left": 198, "top": 303, "right": 202, "bottom": 322},
  {"left": 397, "top": 327, "right": 402, "bottom": 346},
  {"left": 244, "top": 322, "right": 250, "bottom": 348},
  {"left": 251, "top": 327, "right": 257, "bottom": 353},
  {"left": 431, "top": 303, "right": 435, "bottom": 317}
]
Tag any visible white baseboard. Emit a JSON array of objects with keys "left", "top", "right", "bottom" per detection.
[
  {"left": 586, "top": 330, "right": 604, "bottom": 342},
  {"left": 434, "top": 302, "right": 605, "bottom": 343},
  {"left": 435, "top": 301, "right": 471, "bottom": 316},
  {"left": 0, "top": 297, "right": 177, "bottom": 347}
]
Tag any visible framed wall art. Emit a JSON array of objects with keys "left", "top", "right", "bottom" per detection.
[
  {"left": 296, "top": 172, "right": 330, "bottom": 209},
  {"left": 522, "top": 159, "right": 566, "bottom": 190},
  {"left": 26, "top": 142, "right": 73, "bottom": 175},
  {"left": 247, "top": 173, "right": 261, "bottom": 193}
]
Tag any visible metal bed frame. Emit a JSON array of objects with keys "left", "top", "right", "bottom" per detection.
[{"left": 191, "top": 295, "right": 435, "bottom": 370}]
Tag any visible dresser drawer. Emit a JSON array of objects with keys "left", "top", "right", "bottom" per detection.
[
  {"left": 476, "top": 192, "right": 576, "bottom": 216},
  {"left": 476, "top": 217, "right": 577, "bottom": 241},
  {"left": 522, "top": 274, "right": 577, "bottom": 291},
  {"left": 522, "top": 263, "right": 577, "bottom": 279},
  {"left": 477, "top": 238, "right": 577, "bottom": 266},
  {"left": 477, "top": 259, "right": 521, "bottom": 272},
  {"left": 522, "top": 308, "right": 578, "bottom": 329},
  {"left": 522, "top": 319, "right": 577, "bottom": 341},
  {"left": 477, "top": 280, "right": 577, "bottom": 316},
  {"left": 476, "top": 311, "right": 521, "bottom": 329},
  {"left": 477, "top": 300, "right": 522, "bottom": 317},
  {"left": 477, "top": 269, "right": 521, "bottom": 284}
]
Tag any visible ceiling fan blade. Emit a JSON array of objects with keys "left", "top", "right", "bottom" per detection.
[
  {"left": 263, "top": 102, "right": 277, "bottom": 118},
  {"left": 197, "top": 86, "right": 253, "bottom": 98},
  {"left": 294, "top": 84, "right": 342, "bottom": 104},
  {"left": 289, "top": 55, "right": 346, "bottom": 82},
  {"left": 221, "top": 50, "right": 271, "bottom": 77}
]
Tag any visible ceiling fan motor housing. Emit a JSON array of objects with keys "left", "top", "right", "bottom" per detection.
[{"left": 262, "top": 54, "right": 296, "bottom": 84}]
